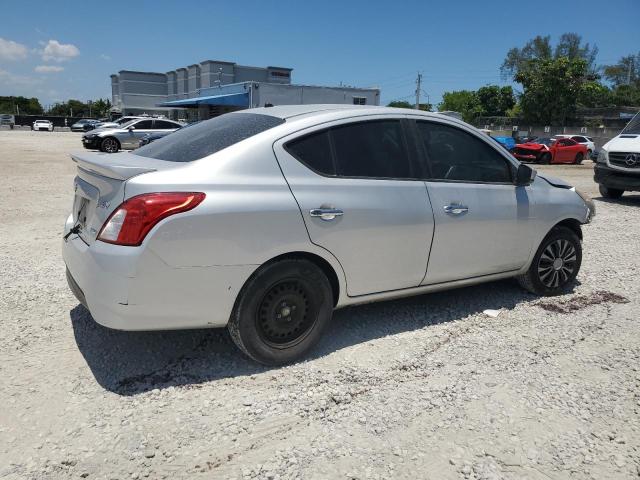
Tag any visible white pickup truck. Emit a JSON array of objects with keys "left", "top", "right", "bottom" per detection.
[{"left": 595, "top": 111, "right": 640, "bottom": 199}]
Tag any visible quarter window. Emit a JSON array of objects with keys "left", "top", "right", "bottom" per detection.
[
  {"left": 416, "top": 121, "right": 512, "bottom": 183},
  {"left": 285, "top": 131, "right": 335, "bottom": 175}
]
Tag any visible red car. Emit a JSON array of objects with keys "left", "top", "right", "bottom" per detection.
[{"left": 513, "top": 137, "right": 588, "bottom": 164}]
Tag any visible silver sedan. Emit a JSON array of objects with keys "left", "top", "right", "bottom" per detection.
[
  {"left": 63, "top": 105, "right": 594, "bottom": 365},
  {"left": 81, "top": 118, "right": 183, "bottom": 153}
]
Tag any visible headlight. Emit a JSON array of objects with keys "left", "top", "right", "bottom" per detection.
[
  {"left": 596, "top": 149, "right": 608, "bottom": 164},
  {"left": 84, "top": 134, "right": 97, "bottom": 139}
]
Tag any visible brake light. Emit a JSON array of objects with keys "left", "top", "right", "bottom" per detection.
[{"left": 97, "top": 192, "right": 205, "bottom": 246}]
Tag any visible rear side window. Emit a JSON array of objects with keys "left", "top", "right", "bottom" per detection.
[
  {"left": 571, "top": 136, "right": 586, "bottom": 142},
  {"left": 417, "top": 121, "right": 512, "bottom": 183},
  {"left": 331, "top": 120, "right": 411, "bottom": 178},
  {"left": 285, "top": 130, "right": 335, "bottom": 175},
  {"left": 154, "top": 120, "right": 178, "bottom": 129},
  {"left": 134, "top": 113, "right": 285, "bottom": 162},
  {"left": 285, "top": 120, "right": 413, "bottom": 179}
]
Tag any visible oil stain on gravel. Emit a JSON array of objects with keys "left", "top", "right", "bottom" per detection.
[{"left": 538, "top": 290, "right": 629, "bottom": 314}]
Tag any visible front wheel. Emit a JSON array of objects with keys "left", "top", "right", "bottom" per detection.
[
  {"left": 100, "top": 137, "right": 120, "bottom": 153},
  {"left": 228, "top": 259, "right": 334, "bottom": 365},
  {"left": 599, "top": 185, "right": 623, "bottom": 199},
  {"left": 539, "top": 153, "right": 551, "bottom": 164},
  {"left": 517, "top": 226, "right": 582, "bottom": 296}
]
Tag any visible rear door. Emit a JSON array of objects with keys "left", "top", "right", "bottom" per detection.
[
  {"left": 412, "top": 118, "right": 534, "bottom": 284},
  {"left": 274, "top": 117, "right": 435, "bottom": 297}
]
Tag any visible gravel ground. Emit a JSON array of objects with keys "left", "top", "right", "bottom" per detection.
[{"left": 1, "top": 130, "right": 638, "bottom": 480}]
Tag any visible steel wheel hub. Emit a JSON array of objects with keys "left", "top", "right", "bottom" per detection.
[
  {"left": 256, "top": 280, "right": 313, "bottom": 347},
  {"left": 537, "top": 239, "right": 577, "bottom": 288}
]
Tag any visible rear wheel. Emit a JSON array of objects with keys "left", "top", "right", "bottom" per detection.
[
  {"left": 517, "top": 226, "right": 582, "bottom": 296},
  {"left": 539, "top": 153, "right": 551, "bottom": 164},
  {"left": 599, "top": 185, "right": 624, "bottom": 199},
  {"left": 100, "top": 137, "right": 120, "bottom": 153},
  {"left": 228, "top": 259, "right": 333, "bottom": 365},
  {"left": 574, "top": 152, "right": 584, "bottom": 164}
]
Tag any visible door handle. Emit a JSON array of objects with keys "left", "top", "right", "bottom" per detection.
[
  {"left": 309, "top": 208, "right": 344, "bottom": 221},
  {"left": 443, "top": 204, "right": 468, "bottom": 215}
]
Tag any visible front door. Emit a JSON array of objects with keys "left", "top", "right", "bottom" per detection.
[
  {"left": 413, "top": 119, "right": 534, "bottom": 285},
  {"left": 122, "top": 119, "right": 154, "bottom": 148},
  {"left": 274, "top": 118, "right": 434, "bottom": 296}
]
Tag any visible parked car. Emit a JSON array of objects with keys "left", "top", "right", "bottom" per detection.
[
  {"left": 33, "top": 120, "right": 54, "bottom": 132},
  {"left": 94, "top": 116, "right": 143, "bottom": 129},
  {"left": 594, "top": 111, "right": 640, "bottom": 199},
  {"left": 0, "top": 114, "right": 15, "bottom": 129},
  {"left": 513, "top": 137, "right": 588, "bottom": 164},
  {"left": 81, "top": 118, "right": 183, "bottom": 152},
  {"left": 553, "top": 134, "right": 596, "bottom": 159},
  {"left": 63, "top": 105, "right": 594, "bottom": 365},
  {"left": 71, "top": 119, "right": 101, "bottom": 132}
]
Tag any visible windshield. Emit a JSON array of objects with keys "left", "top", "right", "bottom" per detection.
[
  {"left": 621, "top": 112, "right": 640, "bottom": 135},
  {"left": 134, "top": 112, "right": 285, "bottom": 162}
]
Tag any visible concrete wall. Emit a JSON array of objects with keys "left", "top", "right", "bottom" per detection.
[{"left": 255, "top": 84, "right": 380, "bottom": 108}]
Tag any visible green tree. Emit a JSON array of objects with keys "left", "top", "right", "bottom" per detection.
[
  {"left": 387, "top": 100, "right": 432, "bottom": 111},
  {"left": 515, "top": 57, "right": 589, "bottom": 124},
  {"left": 578, "top": 81, "right": 611, "bottom": 107},
  {"left": 476, "top": 85, "right": 515, "bottom": 116},
  {"left": 501, "top": 33, "right": 598, "bottom": 79},
  {"left": 438, "top": 90, "right": 481, "bottom": 122},
  {"left": 602, "top": 53, "right": 640, "bottom": 88},
  {"left": 0, "top": 96, "right": 43, "bottom": 115},
  {"left": 610, "top": 84, "right": 640, "bottom": 106}
]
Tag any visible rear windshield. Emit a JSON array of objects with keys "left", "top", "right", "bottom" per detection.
[{"left": 134, "top": 112, "right": 285, "bottom": 162}]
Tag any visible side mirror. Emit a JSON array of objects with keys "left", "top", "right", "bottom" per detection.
[
  {"left": 515, "top": 163, "right": 536, "bottom": 186},
  {"left": 128, "top": 126, "right": 135, "bottom": 131}
]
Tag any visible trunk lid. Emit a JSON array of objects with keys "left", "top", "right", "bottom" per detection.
[{"left": 70, "top": 151, "right": 181, "bottom": 244}]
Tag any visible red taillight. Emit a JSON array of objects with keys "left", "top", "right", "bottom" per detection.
[{"left": 97, "top": 192, "right": 205, "bottom": 246}]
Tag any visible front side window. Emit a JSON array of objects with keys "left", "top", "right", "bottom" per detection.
[
  {"left": 416, "top": 121, "right": 512, "bottom": 183},
  {"left": 133, "top": 120, "right": 154, "bottom": 129}
]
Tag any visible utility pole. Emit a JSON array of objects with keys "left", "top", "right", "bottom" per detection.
[
  {"left": 415, "top": 73, "right": 422, "bottom": 110},
  {"left": 627, "top": 61, "right": 633, "bottom": 85}
]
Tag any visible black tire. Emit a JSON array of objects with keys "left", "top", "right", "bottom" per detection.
[
  {"left": 574, "top": 152, "right": 584, "bottom": 164},
  {"left": 100, "top": 137, "right": 120, "bottom": 153},
  {"left": 517, "top": 226, "right": 582, "bottom": 296},
  {"left": 228, "top": 259, "right": 333, "bottom": 365},
  {"left": 599, "top": 185, "right": 623, "bottom": 199},
  {"left": 539, "top": 152, "right": 551, "bottom": 164}
]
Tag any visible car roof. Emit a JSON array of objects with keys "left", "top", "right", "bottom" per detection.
[{"left": 236, "top": 104, "right": 469, "bottom": 128}]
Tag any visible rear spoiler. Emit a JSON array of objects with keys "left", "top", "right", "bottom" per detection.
[{"left": 70, "top": 151, "right": 172, "bottom": 181}]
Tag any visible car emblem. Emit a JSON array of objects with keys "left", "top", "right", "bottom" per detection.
[{"left": 625, "top": 153, "right": 638, "bottom": 166}]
